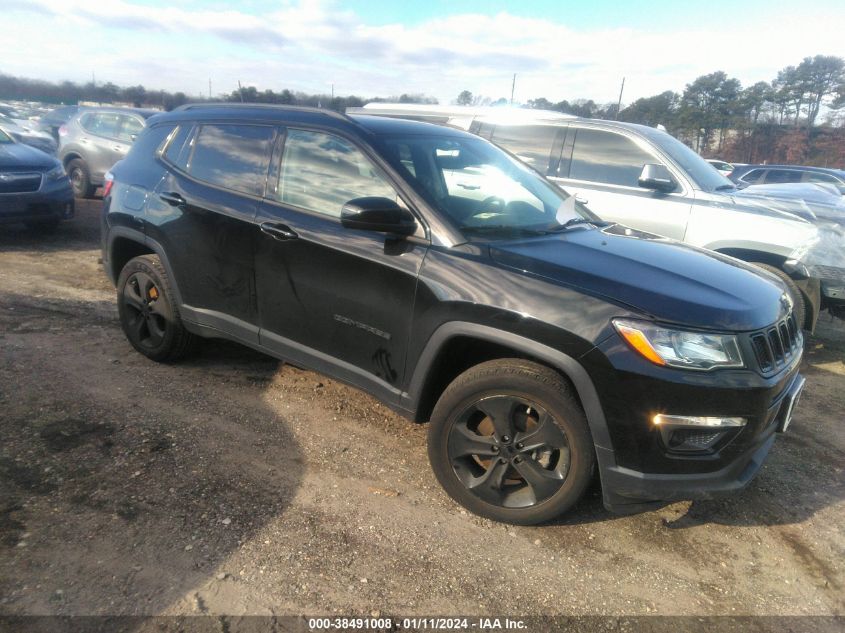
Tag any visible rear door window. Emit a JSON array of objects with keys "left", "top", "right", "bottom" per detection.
[
  {"left": 188, "top": 124, "right": 274, "bottom": 196},
  {"left": 569, "top": 128, "right": 655, "bottom": 187},
  {"left": 81, "top": 112, "right": 121, "bottom": 139},
  {"left": 490, "top": 125, "right": 557, "bottom": 174}
]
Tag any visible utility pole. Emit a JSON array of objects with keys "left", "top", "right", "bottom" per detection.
[
  {"left": 208, "top": 78, "right": 212, "bottom": 100},
  {"left": 331, "top": 83, "right": 334, "bottom": 99},
  {"left": 510, "top": 73, "right": 516, "bottom": 105},
  {"left": 615, "top": 77, "right": 625, "bottom": 120},
  {"left": 237, "top": 80, "right": 244, "bottom": 103}
]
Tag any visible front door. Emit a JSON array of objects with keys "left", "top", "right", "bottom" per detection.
[{"left": 254, "top": 128, "right": 427, "bottom": 400}]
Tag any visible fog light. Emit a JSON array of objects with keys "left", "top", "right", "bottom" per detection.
[{"left": 653, "top": 414, "right": 746, "bottom": 428}]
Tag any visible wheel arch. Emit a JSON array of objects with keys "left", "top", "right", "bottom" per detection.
[
  {"left": 107, "top": 228, "right": 185, "bottom": 308},
  {"left": 713, "top": 247, "right": 787, "bottom": 269},
  {"left": 403, "top": 322, "right": 612, "bottom": 451},
  {"left": 61, "top": 151, "right": 84, "bottom": 169}
]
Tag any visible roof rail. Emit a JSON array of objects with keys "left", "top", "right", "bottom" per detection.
[{"left": 173, "top": 102, "right": 351, "bottom": 122}]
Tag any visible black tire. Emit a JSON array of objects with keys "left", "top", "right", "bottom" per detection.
[
  {"left": 67, "top": 158, "right": 95, "bottom": 198},
  {"left": 117, "top": 255, "right": 196, "bottom": 362},
  {"left": 751, "top": 263, "right": 807, "bottom": 330},
  {"left": 428, "top": 359, "right": 595, "bottom": 525}
]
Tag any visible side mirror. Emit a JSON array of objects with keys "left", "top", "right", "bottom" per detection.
[
  {"left": 638, "top": 164, "right": 678, "bottom": 193},
  {"left": 341, "top": 197, "right": 417, "bottom": 235}
]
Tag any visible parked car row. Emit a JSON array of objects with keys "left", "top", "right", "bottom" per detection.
[{"left": 100, "top": 104, "right": 808, "bottom": 524}]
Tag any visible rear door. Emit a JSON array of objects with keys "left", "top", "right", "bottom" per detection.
[
  {"left": 254, "top": 127, "right": 427, "bottom": 399},
  {"left": 549, "top": 126, "right": 692, "bottom": 240},
  {"left": 148, "top": 122, "right": 276, "bottom": 342}
]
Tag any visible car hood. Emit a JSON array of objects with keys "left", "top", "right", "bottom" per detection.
[
  {"left": 0, "top": 142, "right": 56, "bottom": 170},
  {"left": 489, "top": 224, "right": 787, "bottom": 331}
]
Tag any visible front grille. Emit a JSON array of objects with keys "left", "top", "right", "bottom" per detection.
[
  {"left": 0, "top": 172, "right": 42, "bottom": 194},
  {"left": 750, "top": 312, "right": 800, "bottom": 373}
]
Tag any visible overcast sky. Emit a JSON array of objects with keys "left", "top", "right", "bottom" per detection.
[{"left": 5, "top": 0, "right": 845, "bottom": 105}]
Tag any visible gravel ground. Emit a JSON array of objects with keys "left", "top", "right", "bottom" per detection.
[{"left": 0, "top": 200, "right": 843, "bottom": 619}]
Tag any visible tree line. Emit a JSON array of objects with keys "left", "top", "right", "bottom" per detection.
[
  {"left": 2, "top": 54, "right": 843, "bottom": 166},
  {"left": 517, "top": 55, "right": 845, "bottom": 167}
]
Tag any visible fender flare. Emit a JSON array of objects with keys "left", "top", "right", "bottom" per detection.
[
  {"left": 107, "top": 227, "right": 186, "bottom": 308},
  {"left": 402, "top": 322, "right": 613, "bottom": 451}
]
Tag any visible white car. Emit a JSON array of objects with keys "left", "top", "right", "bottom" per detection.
[
  {"left": 350, "top": 104, "right": 845, "bottom": 328},
  {"left": 706, "top": 159, "right": 735, "bottom": 177}
]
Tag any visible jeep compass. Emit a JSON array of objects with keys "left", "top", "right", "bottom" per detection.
[{"left": 101, "top": 105, "right": 805, "bottom": 524}]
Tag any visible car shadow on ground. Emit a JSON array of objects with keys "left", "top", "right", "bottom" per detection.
[{"left": 0, "top": 291, "right": 305, "bottom": 615}]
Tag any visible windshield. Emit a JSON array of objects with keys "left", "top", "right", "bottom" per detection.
[
  {"left": 378, "top": 134, "right": 594, "bottom": 240},
  {"left": 651, "top": 130, "right": 735, "bottom": 192}
]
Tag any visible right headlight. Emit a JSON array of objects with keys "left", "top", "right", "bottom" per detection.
[{"left": 613, "top": 319, "right": 744, "bottom": 370}]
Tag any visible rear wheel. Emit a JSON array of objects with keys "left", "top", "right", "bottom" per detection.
[
  {"left": 751, "top": 263, "right": 806, "bottom": 330},
  {"left": 67, "top": 158, "right": 95, "bottom": 198},
  {"left": 117, "top": 255, "right": 196, "bottom": 362},
  {"left": 428, "top": 359, "right": 594, "bottom": 525}
]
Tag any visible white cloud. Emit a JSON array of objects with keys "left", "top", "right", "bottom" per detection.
[{"left": 4, "top": 0, "right": 844, "bottom": 105}]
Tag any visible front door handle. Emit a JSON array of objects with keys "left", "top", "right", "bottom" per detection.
[
  {"left": 160, "top": 192, "right": 186, "bottom": 207},
  {"left": 260, "top": 221, "right": 298, "bottom": 241}
]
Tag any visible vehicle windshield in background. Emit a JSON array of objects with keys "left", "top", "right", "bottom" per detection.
[
  {"left": 380, "top": 135, "right": 594, "bottom": 239},
  {"left": 648, "top": 129, "right": 736, "bottom": 192},
  {"left": 0, "top": 129, "right": 12, "bottom": 143}
]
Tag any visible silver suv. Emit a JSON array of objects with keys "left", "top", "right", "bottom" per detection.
[
  {"left": 58, "top": 107, "right": 157, "bottom": 198},
  {"left": 350, "top": 104, "right": 845, "bottom": 329}
]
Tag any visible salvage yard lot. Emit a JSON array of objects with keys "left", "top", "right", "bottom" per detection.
[{"left": 0, "top": 200, "right": 843, "bottom": 617}]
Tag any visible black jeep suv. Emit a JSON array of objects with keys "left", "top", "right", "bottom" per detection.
[{"left": 102, "top": 104, "right": 805, "bottom": 524}]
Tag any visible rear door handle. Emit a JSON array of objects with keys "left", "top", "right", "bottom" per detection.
[
  {"left": 159, "top": 192, "right": 186, "bottom": 207},
  {"left": 260, "top": 221, "right": 298, "bottom": 241}
]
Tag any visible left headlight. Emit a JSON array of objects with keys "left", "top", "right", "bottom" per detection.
[
  {"left": 613, "top": 319, "right": 744, "bottom": 370},
  {"left": 45, "top": 165, "right": 65, "bottom": 181}
]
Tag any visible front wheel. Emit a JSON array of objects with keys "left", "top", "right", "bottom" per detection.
[{"left": 427, "top": 359, "right": 595, "bottom": 525}]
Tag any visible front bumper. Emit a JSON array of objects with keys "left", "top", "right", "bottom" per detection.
[
  {"left": 582, "top": 332, "right": 804, "bottom": 514},
  {"left": 0, "top": 177, "right": 74, "bottom": 225}
]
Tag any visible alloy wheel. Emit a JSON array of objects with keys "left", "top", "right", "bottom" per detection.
[{"left": 447, "top": 395, "right": 570, "bottom": 509}]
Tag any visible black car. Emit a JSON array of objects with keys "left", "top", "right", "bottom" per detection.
[
  {"left": 0, "top": 127, "right": 74, "bottom": 230},
  {"left": 730, "top": 163, "right": 845, "bottom": 194},
  {"left": 102, "top": 104, "right": 805, "bottom": 525}
]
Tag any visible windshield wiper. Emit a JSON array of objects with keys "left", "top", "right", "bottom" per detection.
[
  {"left": 547, "top": 217, "right": 613, "bottom": 232},
  {"left": 715, "top": 184, "right": 737, "bottom": 191}
]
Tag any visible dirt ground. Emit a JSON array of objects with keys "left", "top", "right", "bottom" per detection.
[{"left": 0, "top": 200, "right": 843, "bottom": 619}]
